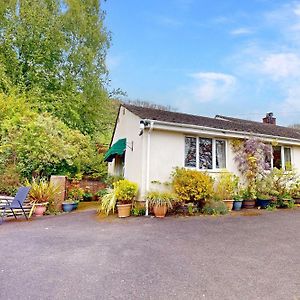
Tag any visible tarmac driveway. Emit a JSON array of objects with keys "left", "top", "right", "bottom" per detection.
[{"left": 0, "top": 209, "right": 300, "bottom": 300}]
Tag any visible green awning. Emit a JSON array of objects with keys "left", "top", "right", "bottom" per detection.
[{"left": 104, "top": 138, "right": 126, "bottom": 162}]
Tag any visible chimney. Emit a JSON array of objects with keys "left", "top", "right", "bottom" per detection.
[{"left": 263, "top": 112, "right": 276, "bottom": 125}]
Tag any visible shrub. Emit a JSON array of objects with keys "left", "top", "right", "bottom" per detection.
[
  {"left": 67, "top": 187, "right": 84, "bottom": 202},
  {"left": 214, "top": 172, "right": 239, "bottom": 200},
  {"left": 171, "top": 168, "right": 214, "bottom": 203},
  {"left": 0, "top": 164, "right": 20, "bottom": 195},
  {"left": 202, "top": 199, "right": 228, "bottom": 215},
  {"left": 146, "top": 191, "right": 177, "bottom": 209},
  {"left": 113, "top": 179, "right": 138, "bottom": 203},
  {"left": 98, "top": 189, "right": 116, "bottom": 215}
]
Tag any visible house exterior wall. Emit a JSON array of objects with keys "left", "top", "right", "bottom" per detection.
[
  {"left": 148, "top": 129, "right": 240, "bottom": 191},
  {"left": 108, "top": 106, "right": 300, "bottom": 200},
  {"left": 108, "top": 107, "right": 145, "bottom": 196}
]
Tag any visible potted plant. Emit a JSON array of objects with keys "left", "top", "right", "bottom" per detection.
[
  {"left": 26, "top": 178, "right": 59, "bottom": 216},
  {"left": 97, "top": 189, "right": 116, "bottom": 215},
  {"left": 290, "top": 180, "right": 300, "bottom": 204},
  {"left": 256, "top": 194, "right": 272, "bottom": 209},
  {"left": 64, "top": 187, "right": 84, "bottom": 211},
  {"left": 83, "top": 191, "right": 93, "bottom": 202},
  {"left": 146, "top": 191, "right": 177, "bottom": 218},
  {"left": 215, "top": 172, "right": 239, "bottom": 211},
  {"left": 114, "top": 179, "right": 138, "bottom": 218},
  {"left": 62, "top": 199, "right": 77, "bottom": 212},
  {"left": 242, "top": 189, "right": 256, "bottom": 209},
  {"left": 233, "top": 193, "right": 243, "bottom": 211}
]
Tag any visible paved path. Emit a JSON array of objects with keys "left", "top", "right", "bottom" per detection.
[{"left": 0, "top": 209, "right": 300, "bottom": 300}]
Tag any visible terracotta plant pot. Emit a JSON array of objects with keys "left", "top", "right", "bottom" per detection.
[
  {"left": 223, "top": 200, "right": 234, "bottom": 211},
  {"left": 153, "top": 205, "right": 167, "bottom": 218},
  {"left": 117, "top": 203, "right": 131, "bottom": 218},
  {"left": 243, "top": 199, "right": 256, "bottom": 209},
  {"left": 35, "top": 204, "right": 47, "bottom": 216}
]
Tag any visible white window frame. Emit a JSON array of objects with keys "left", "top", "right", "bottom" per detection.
[
  {"left": 184, "top": 136, "right": 227, "bottom": 171},
  {"left": 270, "top": 145, "right": 293, "bottom": 171}
]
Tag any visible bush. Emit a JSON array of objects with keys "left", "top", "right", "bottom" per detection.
[
  {"left": 214, "top": 172, "right": 239, "bottom": 200},
  {"left": 113, "top": 179, "right": 138, "bottom": 203},
  {"left": 0, "top": 164, "right": 20, "bottom": 195},
  {"left": 146, "top": 191, "right": 177, "bottom": 208},
  {"left": 172, "top": 168, "right": 214, "bottom": 203},
  {"left": 202, "top": 199, "right": 228, "bottom": 215}
]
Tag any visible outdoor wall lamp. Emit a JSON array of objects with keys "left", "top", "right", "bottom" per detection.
[{"left": 139, "top": 120, "right": 150, "bottom": 136}]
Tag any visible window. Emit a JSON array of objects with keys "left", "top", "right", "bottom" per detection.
[
  {"left": 284, "top": 147, "right": 292, "bottom": 170},
  {"left": 185, "top": 137, "right": 196, "bottom": 167},
  {"left": 185, "top": 137, "right": 226, "bottom": 170},
  {"left": 273, "top": 146, "right": 282, "bottom": 169},
  {"left": 216, "top": 140, "right": 226, "bottom": 169},
  {"left": 199, "top": 138, "right": 212, "bottom": 169},
  {"left": 272, "top": 146, "right": 292, "bottom": 171}
]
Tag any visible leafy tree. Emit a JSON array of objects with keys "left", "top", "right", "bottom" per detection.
[
  {"left": 0, "top": 92, "right": 107, "bottom": 179},
  {"left": 0, "top": 0, "right": 113, "bottom": 136}
]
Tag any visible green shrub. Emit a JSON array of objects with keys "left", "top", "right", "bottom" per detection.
[
  {"left": 202, "top": 199, "right": 228, "bottom": 215},
  {"left": 114, "top": 179, "right": 138, "bottom": 203},
  {"left": 146, "top": 191, "right": 177, "bottom": 208},
  {"left": 171, "top": 168, "right": 214, "bottom": 203},
  {"left": 0, "top": 164, "right": 20, "bottom": 195},
  {"left": 98, "top": 189, "right": 116, "bottom": 215},
  {"left": 214, "top": 172, "right": 239, "bottom": 200}
]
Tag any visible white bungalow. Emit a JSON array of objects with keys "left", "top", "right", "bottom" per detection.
[{"left": 105, "top": 104, "right": 300, "bottom": 203}]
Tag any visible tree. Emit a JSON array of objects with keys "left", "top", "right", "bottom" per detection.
[{"left": 0, "top": 0, "right": 113, "bottom": 137}]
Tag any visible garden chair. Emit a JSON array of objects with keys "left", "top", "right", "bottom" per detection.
[{"left": 0, "top": 186, "right": 31, "bottom": 224}]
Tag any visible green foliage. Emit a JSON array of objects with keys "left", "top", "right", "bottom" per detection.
[
  {"left": 0, "top": 1, "right": 119, "bottom": 183},
  {"left": 202, "top": 199, "right": 228, "bottom": 215},
  {"left": 146, "top": 191, "right": 177, "bottom": 209},
  {"left": 214, "top": 172, "right": 239, "bottom": 200},
  {"left": 26, "top": 178, "right": 59, "bottom": 204},
  {"left": 0, "top": 93, "right": 107, "bottom": 179},
  {"left": 0, "top": 0, "right": 114, "bottom": 137},
  {"left": 0, "top": 164, "right": 20, "bottom": 195},
  {"left": 113, "top": 179, "right": 138, "bottom": 204},
  {"left": 131, "top": 206, "right": 146, "bottom": 216},
  {"left": 96, "top": 189, "right": 108, "bottom": 199},
  {"left": 171, "top": 168, "right": 214, "bottom": 202},
  {"left": 98, "top": 189, "right": 116, "bottom": 216},
  {"left": 67, "top": 187, "right": 84, "bottom": 202}
]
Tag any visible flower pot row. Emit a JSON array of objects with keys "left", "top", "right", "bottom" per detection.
[{"left": 223, "top": 197, "right": 299, "bottom": 211}]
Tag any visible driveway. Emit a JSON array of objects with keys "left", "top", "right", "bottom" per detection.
[{"left": 0, "top": 209, "right": 300, "bottom": 300}]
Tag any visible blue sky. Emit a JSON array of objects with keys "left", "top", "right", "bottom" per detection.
[{"left": 103, "top": 0, "right": 300, "bottom": 125}]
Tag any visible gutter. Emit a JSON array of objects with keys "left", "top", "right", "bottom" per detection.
[
  {"left": 149, "top": 119, "right": 300, "bottom": 146},
  {"left": 145, "top": 120, "right": 154, "bottom": 216}
]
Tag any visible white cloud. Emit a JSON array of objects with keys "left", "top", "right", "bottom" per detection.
[
  {"left": 230, "top": 27, "right": 254, "bottom": 36},
  {"left": 260, "top": 53, "right": 300, "bottom": 79},
  {"left": 188, "top": 72, "right": 236, "bottom": 103}
]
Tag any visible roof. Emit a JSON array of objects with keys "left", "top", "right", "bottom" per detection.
[{"left": 123, "top": 104, "right": 300, "bottom": 141}]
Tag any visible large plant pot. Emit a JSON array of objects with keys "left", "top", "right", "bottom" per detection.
[
  {"left": 35, "top": 204, "right": 47, "bottom": 216},
  {"left": 62, "top": 202, "right": 74, "bottom": 212},
  {"left": 153, "top": 205, "right": 167, "bottom": 218},
  {"left": 243, "top": 199, "right": 256, "bottom": 209},
  {"left": 257, "top": 198, "right": 271, "bottom": 209},
  {"left": 233, "top": 201, "right": 243, "bottom": 211},
  {"left": 117, "top": 203, "right": 131, "bottom": 218},
  {"left": 293, "top": 198, "right": 300, "bottom": 204},
  {"left": 223, "top": 200, "right": 234, "bottom": 211}
]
